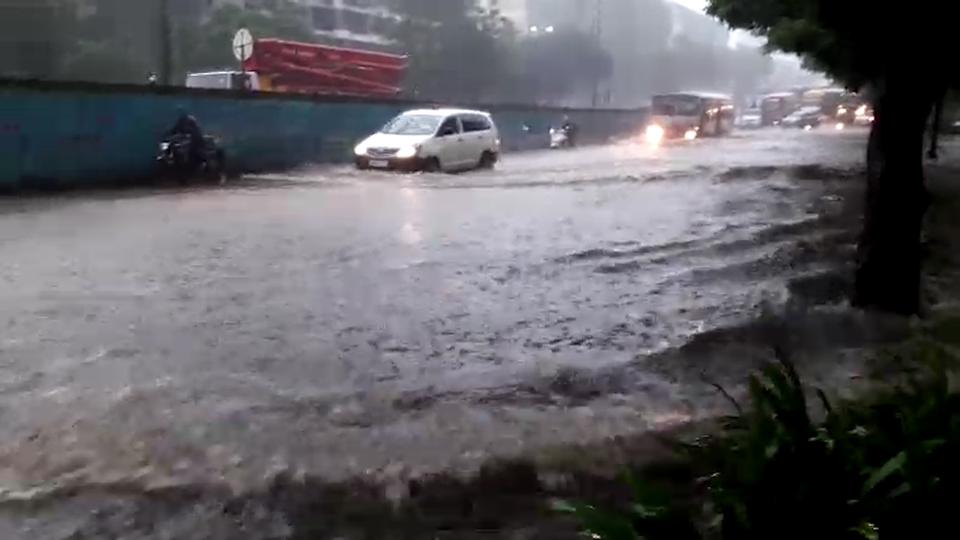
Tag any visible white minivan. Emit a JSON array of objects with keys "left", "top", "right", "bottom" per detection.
[{"left": 354, "top": 108, "right": 500, "bottom": 172}]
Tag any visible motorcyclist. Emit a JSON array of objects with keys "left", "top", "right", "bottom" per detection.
[
  {"left": 561, "top": 114, "right": 579, "bottom": 146},
  {"left": 168, "top": 109, "right": 205, "bottom": 165}
]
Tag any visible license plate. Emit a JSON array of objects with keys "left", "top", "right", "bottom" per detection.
[{"left": 369, "top": 159, "right": 389, "bottom": 168}]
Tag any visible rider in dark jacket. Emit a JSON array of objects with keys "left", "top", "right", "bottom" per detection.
[
  {"left": 561, "top": 114, "right": 579, "bottom": 146},
  {"left": 168, "top": 110, "right": 205, "bottom": 163}
]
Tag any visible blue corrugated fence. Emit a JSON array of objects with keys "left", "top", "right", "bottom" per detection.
[{"left": 0, "top": 81, "right": 647, "bottom": 190}]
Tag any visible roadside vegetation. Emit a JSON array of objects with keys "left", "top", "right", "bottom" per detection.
[
  {"left": 705, "top": 0, "right": 960, "bottom": 315},
  {"left": 558, "top": 326, "right": 960, "bottom": 540}
]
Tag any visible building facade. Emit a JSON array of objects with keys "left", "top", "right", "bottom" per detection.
[
  {"left": 213, "top": 0, "right": 527, "bottom": 48},
  {"left": 211, "top": 0, "right": 394, "bottom": 46},
  {"left": 484, "top": 0, "right": 525, "bottom": 28}
]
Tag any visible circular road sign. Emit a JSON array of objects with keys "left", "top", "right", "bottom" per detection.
[{"left": 233, "top": 28, "right": 254, "bottom": 63}]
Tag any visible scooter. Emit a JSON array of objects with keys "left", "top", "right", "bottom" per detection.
[
  {"left": 549, "top": 125, "right": 576, "bottom": 149},
  {"left": 157, "top": 134, "right": 227, "bottom": 184}
]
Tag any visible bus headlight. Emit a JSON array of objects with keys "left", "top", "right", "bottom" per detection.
[{"left": 645, "top": 124, "right": 665, "bottom": 145}]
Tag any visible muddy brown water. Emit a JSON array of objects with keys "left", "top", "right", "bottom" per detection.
[{"left": 0, "top": 129, "right": 906, "bottom": 538}]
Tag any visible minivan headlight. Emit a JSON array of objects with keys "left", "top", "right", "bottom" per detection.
[
  {"left": 354, "top": 143, "right": 369, "bottom": 156},
  {"left": 396, "top": 145, "right": 419, "bottom": 159}
]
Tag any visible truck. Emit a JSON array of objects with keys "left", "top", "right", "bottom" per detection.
[{"left": 186, "top": 38, "right": 408, "bottom": 98}]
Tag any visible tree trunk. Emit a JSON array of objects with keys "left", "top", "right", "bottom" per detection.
[
  {"left": 927, "top": 90, "right": 945, "bottom": 160},
  {"left": 854, "top": 78, "right": 934, "bottom": 314}
]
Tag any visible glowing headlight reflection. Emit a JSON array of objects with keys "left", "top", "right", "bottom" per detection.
[
  {"left": 835, "top": 122, "right": 846, "bottom": 131},
  {"left": 645, "top": 124, "right": 665, "bottom": 145},
  {"left": 683, "top": 129, "right": 698, "bottom": 141}
]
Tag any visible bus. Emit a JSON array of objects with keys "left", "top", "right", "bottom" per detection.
[
  {"left": 801, "top": 88, "right": 852, "bottom": 116},
  {"left": 646, "top": 92, "right": 735, "bottom": 144},
  {"left": 760, "top": 92, "right": 799, "bottom": 126}
]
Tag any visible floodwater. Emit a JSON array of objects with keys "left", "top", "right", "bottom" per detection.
[{"left": 0, "top": 128, "right": 889, "bottom": 538}]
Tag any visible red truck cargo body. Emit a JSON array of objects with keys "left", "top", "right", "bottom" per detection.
[{"left": 243, "top": 38, "right": 408, "bottom": 97}]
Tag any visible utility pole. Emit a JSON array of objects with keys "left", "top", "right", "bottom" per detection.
[
  {"left": 159, "top": 0, "right": 173, "bottom": 85},
  {"left": 591, "top": 0, "right": 604, "bottom": 107}
]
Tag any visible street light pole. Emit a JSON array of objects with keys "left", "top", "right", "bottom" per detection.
[
  {"left": 159, "top": 0, "right": 173, "bottom": 85},
  {"left": 591, "top": 0, "right": 604, "bottom": 107}
]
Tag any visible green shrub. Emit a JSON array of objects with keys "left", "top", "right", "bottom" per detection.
[{"left": 558, "top": 346, "right": 960, "bottom": 540}]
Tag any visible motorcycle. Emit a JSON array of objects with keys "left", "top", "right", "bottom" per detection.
[
  {"left": 157, "top": 134, "right": 227, "bottom": 184},
  {"left": 549, "top": 125, "right": 576, "bottom": 149}
]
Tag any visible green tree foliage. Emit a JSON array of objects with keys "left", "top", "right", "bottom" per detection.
[
  {"left": 64, "top": 0, "right": 168, "bottom": 84},
  {"left": 177, "top": 0, "right": 314, "bottom": 77},
  {"left": 0, "top": 0, "right": 169, "bottom": 84},
  {"left": 58, "top": 40, "right": 151, "bottom": 84},
  {"left": 513, "top": 29, "right": 613, "bottom": 105},
  {"left": 706, "top": 0, "right": 959, "bottom": 92},
  {"left": 705, "top": 0, "right": 960, "bottom": 314},
  {"left": 0, "top": 0, "right": 75, "bottom": 79},
  {"left": 1, "top": 0, "right": 313, "bottom": 84},
  {"left": 388, "top": 0, "right": 515, "bottom": 102},
  {"left": 561, "top": 338, "right": 960, "bottom": 539}
]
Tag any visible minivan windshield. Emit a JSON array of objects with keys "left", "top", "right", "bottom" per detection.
[{"left": 381, "top": 114, "right": 442, "bottom": 135}]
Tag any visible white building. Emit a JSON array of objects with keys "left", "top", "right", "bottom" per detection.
[
  {"left": 212, "top": 0, "right": 397, "bottom": 47},
  {"left": 483, "top": 0, "right": 526, "bottom": 28},
  {"left": 215, "top": 0, "right": 528, "bottom": 48}
]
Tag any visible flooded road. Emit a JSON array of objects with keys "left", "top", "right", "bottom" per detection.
[{"left": 0, "top": 129, "right": 878, "bottom": 537}]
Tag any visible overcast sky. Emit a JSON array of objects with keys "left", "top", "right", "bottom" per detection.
[
  {"left": 667, "top": 0, "right": 707, "bottom": 12},
  {"left": 666, "top": 0, "right": 826, "bottom": 87},
  {"left": 665, "top": 0, "right": 769, "bottom": 49}
]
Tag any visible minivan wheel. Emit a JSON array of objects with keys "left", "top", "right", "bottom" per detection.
[
  {"left": 478, "top": 151, "right": 497, "bottom": 169},
  {"left": 422, "top": 157, "right": 441, "bottom": 173}
]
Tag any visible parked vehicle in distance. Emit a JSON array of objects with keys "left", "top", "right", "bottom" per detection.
[
  {"left": 736, "top": 108, "right": 763, "bottom": 129},
  {"left": 851, "top": 104, "right": 875, "bottom": 126},
  {"left": 760, "top": 92, "right": 798, "bottom": 126},
  {"left": 801, "top": 87, "right": 860, "bottom": 121},
  {"left": 354, "top": 109, "right": 500, "bottom": 172},
  {"left": 949, "top": 118, "right": 960, "bottom": 135},
  {"left": 781, "top": 106, "right": 823, "bottom": 129},
  {"left": 186, "top": 71, "right": 261, "bottom": 91}
]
